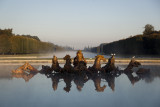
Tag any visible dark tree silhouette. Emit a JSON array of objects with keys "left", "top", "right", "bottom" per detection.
[{"left": 143, "top": 24, "right": 154, "bottom": 35}]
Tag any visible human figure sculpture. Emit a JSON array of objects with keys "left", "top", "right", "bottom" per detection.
[
  {"left": 73, "top": 50, "right": 87, "bottom": 67},
  {"left": 73, "top": 50, "right": 88, "bottom": 72}
]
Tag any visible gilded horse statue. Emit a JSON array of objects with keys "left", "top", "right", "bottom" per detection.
[
  {"left": 88, "top": 55, "right": 106, "bottom": 72},
  {"left": 12, "top": 62, "right": 38, "bottom": 74},
  {"left": 124, "top": 56, "right": 141, "bottom": 71}
]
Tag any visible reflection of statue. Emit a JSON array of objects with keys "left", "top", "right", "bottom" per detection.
[
  {"left": 88, "top": 55, "right": 106, "bottom": 72},
  {"left": 63, "top": 75, "right": 73, "bottom": 93},
  {"left": 74, "top": 74, "right": 88, "bottom": 91},
  {"left": 12, "top": 72, "right": 38, "bottom": 82},
  {"left": 102, "top": 54, "right": 116, "bottom": 72},
  {"left": 73, "top": 50, "right": 87, "bottom": 67},
  {"left": 102, "top": 73, "right": 116, "bottom": 92},
  {"left": 12, "top": 62, "right": 38, "bottom": 74},
  {"left": 136, "top": 68, "right": 150, "bottom": 74},
  {"left": 63, "top": 55, "right": 74, "bottom": 73},
  {"left": 125, "top": 72, "right": 140, "bottom": 85},
  {"left": 136, "top": 69, "right": 152, "bottom": 83},
  {"left": 92, "top": 74, "right": 106, "bottom": 92},
  {"left": 50, "top": 73, "right": 62, "bottom": 91}
]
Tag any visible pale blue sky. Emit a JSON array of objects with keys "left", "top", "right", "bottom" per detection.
[{"left": 0, "top": 0, "right": 160, "bottom": 49}]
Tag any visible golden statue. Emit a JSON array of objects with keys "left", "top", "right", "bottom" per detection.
[
  {"left": 12, "top": 62, "right": 38, "bottom": 74},
  {"left": 73, "top": 50, "right": 87, "bottom": 67}
]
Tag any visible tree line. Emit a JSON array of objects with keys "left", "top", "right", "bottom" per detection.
[
  {"left": 0, "top": 28, "right": 64, "bottom": 54},
  {"left": 89, "top": 24, "right": 160, "bottom": 55}
]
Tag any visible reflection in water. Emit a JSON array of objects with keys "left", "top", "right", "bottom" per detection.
[
  {"left": 9, "top": 63, "right": 160, "bottom": 92},
  {"left": 12, "top": 72, "right": 38, "bottom": 82},
  {"left": 6, "top": 58, "right": 160, "bottom": 93},
  {"left": 45, "top": 67, "right": 159, "bottom": 92},
  {"left": 11, "top": 67, "right": 157, "bottom": 92}
]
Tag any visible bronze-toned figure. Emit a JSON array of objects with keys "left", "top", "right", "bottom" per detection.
[
  {"left": 51, "top": 55, "right": 61, "bottom": 72},
  {"left": 124, "top": 56, "right": 141, "bottom": 71},
  {"left": 62, "top": 54, "right": 74, "bottom": 73},
  {"left": 102, "top": 54, "right": 116, "bottom": 72},
  {"left": 73, "top": 50, "right": 87, "bottom": 67},
  {"left": 12, "top": 62, "right": 38, "bottom": 74},
  {"left": 88, "top": 55, "right": 106, "bottom": 72}
]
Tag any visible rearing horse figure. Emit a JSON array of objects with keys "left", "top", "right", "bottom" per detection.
[
  {"left": 63, "top": 54, "right": 74, "bottom": 73},
  {"left": 124, "top": 56, "right": 141, "bottom": 71},
  {"left": 102, "top": 54, "right": 116, "bottom": 72},
  {"left": 88, "top": 55, "right": 106, "bottom": 72}
]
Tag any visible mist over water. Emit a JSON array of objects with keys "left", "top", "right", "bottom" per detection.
[
  {"left": 39, "top": 51, "right": 109, "bottom": 58},
  {"left": 37, "top": 51, "right": 160, "bottom": 59}
]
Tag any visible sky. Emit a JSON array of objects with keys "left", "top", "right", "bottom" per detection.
[{"left": 0, "top": 0, "right": 160, "bottom": 49}]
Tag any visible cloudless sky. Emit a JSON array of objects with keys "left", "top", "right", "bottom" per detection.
[{"left": 0, "top": 0, "right": 160, "bottom": 49}]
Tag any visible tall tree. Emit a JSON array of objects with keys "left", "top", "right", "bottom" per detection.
[{"left": 143, "top": 24, "right": 154, "bottom": 35}]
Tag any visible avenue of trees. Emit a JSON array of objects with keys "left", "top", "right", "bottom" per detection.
[
  {"left": 0, "top": 28, "right": 63, "bottom": 54},
  {"left": 90, "top": 24, "right": 160, "bottom": 55}
]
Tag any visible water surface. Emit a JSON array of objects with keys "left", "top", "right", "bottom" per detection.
[
  {"left": 0, "top": 52, "right": 160, "bottom": 107},
  {"left": 0, "top": 63, "right": 160, "bottom": 107}
]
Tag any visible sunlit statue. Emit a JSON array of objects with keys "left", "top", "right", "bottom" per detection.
[
  {"left": 12, "top": 62, "right": 38, "bottom": 82},
  {"left": 12, "top": 62, "right": 38, "bottom": 74},
  {"left": 73, "top": 50, "right": 88, "bottom": 72},
  {"left": 88, "top": 55, "right": 106, "bottom": 72},
  {"left": 73, "top": 50, "right": 87, "bottom": 67}
]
